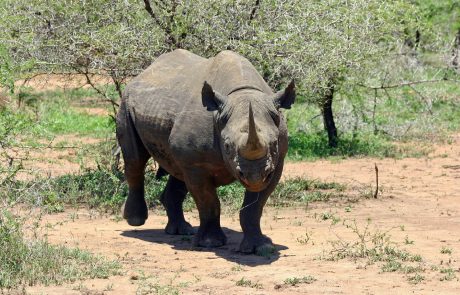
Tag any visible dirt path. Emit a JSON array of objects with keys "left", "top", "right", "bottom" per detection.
[{"left": 25, "top": 136, "right": 460, "bottom": 294}]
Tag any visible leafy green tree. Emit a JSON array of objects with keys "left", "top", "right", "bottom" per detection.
[
  {"left": 412, "top": 0, "right": 460, "bottom": 68},
  {"left": 0, "top": 0, "right": 422, "bottom": 147},
  {"left": 244, "top": 0, "right": 419, "bottom": 147}
]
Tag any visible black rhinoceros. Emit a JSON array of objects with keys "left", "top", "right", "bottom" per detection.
[{"left": 116, "top": 49, "right": 295, "bottom": 253}]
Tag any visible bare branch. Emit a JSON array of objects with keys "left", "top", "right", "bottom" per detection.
[
  {"left": 373, "top": 163, "right": 379, "bottom": 199},
  {"left": 358, "top": 78, "right": 460, "bottom": 90},
  {"left": 408, "top": 85, "right": 433, "bottom": 115},
  {"left": 80, "top": 68, "right": 120, "bottom": 108},
  {"left": 143, "top": 0, "right": 178, "bottom": 48},
  {"left": 249, "top": 0, "right": 261, "bottom": 22}
]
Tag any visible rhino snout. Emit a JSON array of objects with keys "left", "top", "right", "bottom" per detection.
[{"left": 236, "top": 164, "right": 274, "bottom": 190}]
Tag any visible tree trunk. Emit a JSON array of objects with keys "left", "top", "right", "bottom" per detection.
[
  {"left": 452, "top": 29, "right": 460, "bottom": 70},
  {"left": 322, "top": 85, "right": 338, "bottom": 148}
]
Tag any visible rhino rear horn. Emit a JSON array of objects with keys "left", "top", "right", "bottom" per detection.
[
  {"left": 273, "top": 80, "right": 296, "bottom": 109},
  {"left": 202, "top": 81, "right": 227, "bottom": 111},
  {"left": 240, "top": 102, "right": 267, "bottom": 160}
]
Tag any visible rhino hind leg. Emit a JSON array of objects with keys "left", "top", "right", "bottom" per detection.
[
  {"left": 161, "top": 176, "right": 195, "bottom": 235},
  {"left": 117, "top": 101, "right": 150, "bottom": 226}
]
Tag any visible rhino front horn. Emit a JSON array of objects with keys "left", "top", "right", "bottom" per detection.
[{"left": 240, "top": 102, "right": 267, "bottom": 160}]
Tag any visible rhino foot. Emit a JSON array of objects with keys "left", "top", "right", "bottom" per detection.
[
  {"left": 165, "top": 220, "right": 195, "bottom": 235},
  {"left": 122, "top": 200, "right": 148, "bottom": 226},
  {"left": 239, "top": 235, "right": 275, "bottom": 256},
  {"left": 193, "top": 228, "right": 227, "bottom": 248}
]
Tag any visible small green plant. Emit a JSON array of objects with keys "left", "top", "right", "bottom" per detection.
[
  {"left": 236, "top": 277, "right": 262, "bottom": 289},
  {"left": 255, "top": 244, "right": 277, "bottom": 259},
  {"left": 439, "top": 267, "right": 457, "bottom": 281},
  {"left": 440, "top": 247, "right": 452, "bottom": 255},
  {"left": 404, "top": 236, "right": 414, "bottom": 245},
  {"left": 320, "top": 212, "right": 341, "bottom": 225},
  {"left": 296, "top": 231, "right": 313, "bottom": 245},
  {"left": 408, "top": 273, "right": 425, "bottom": 284},
  {"left": 283, "top": 275, "right": 317, "bottom": 286},
  {"left": 381, "top": 260, "right": 402, "bottom": 272},
  {"left": 231, "top": 265, "right": 244, "bottom": 272}
]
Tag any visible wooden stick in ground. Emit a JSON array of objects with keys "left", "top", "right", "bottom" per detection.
[{"left": 374, "top": 163, "right": 379, "bottom": 199}]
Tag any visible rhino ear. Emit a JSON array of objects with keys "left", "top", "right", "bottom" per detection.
[
  {"left": 273, "top": 80, "right": 296, "bottom": 109},
  {"left": 202, "top": 81, "right": 226, "bottom": 111}
]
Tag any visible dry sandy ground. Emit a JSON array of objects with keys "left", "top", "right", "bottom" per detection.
[{"left": 19, "top": 134, "right": 460, "bottom": 295}]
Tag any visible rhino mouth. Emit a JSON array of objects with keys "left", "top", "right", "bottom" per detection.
[{"left": 238, "top": 169, "right": 274, "bottom": 192}]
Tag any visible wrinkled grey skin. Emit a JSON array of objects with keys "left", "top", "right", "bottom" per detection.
[{"left": 116, "top": 49, "right": 295, "bottom": 253}]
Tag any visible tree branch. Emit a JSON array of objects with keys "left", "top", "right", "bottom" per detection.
[
  {"left": 143, "top": 0, "right": 178, "bottom": 48},
  {"left": 78, "top": 67, "right": 120, "bottom": 109},
  {"left": 408, "top": 85, "right": 433, "bottom": 115},
  {"left": 249, "top": 0, "right": 261, "bottom": 22},
  {"left": 358, "top": 78, "right": 460, "bottom": 90}
]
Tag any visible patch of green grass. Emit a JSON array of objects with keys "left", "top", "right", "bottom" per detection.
[
  {"left": 288, "top": 132, "right": 403, "bottom": 160},
  {"left": 283, "top": 275, "right": 317, "bottom": 286},
  {"left": 38, "top": 106, "right": 113, "bottom": 137},
  {"left": 7, "top": 88, "right": 114, "bottom": 143},
  {"left": 4, "top": 166, "right": 167, "bottom": 214},
  {"left": 0, "top": 209, "right": 121, "bottom": 289},
  {"left": 270, "top": 177, "right": 346, "bottom": 207},
  {"left": 324, "top": 219, "right": 425, "bottom": 284}
]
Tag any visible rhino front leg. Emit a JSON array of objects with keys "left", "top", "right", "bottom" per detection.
[
  {"left": 160, "top": 175, "right": 195, "bottom": 235},
  {"left": 239, "top": 162, "right": 284, "bottom": 254},
  {"left": 239, "top": 190, "right": 273, "bottom": 254},
  {"left": 185, "top": 172, "right": 227, "bottom": 248}
]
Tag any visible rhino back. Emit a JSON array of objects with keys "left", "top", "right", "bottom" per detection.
[
  {"left": 126, "top": 50, "right": 210, "bottom": 140},
  {"left": 204, "top": 51, "right": 273, "bottom": 96}
]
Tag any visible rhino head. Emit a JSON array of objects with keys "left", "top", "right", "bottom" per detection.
[{"left": 202, "top": 81, "right": 295, "bottom": 192}]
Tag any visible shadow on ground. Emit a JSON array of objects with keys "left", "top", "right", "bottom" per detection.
[{"left": 121, "top": 227, "right": 288, "bottom": 266}]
